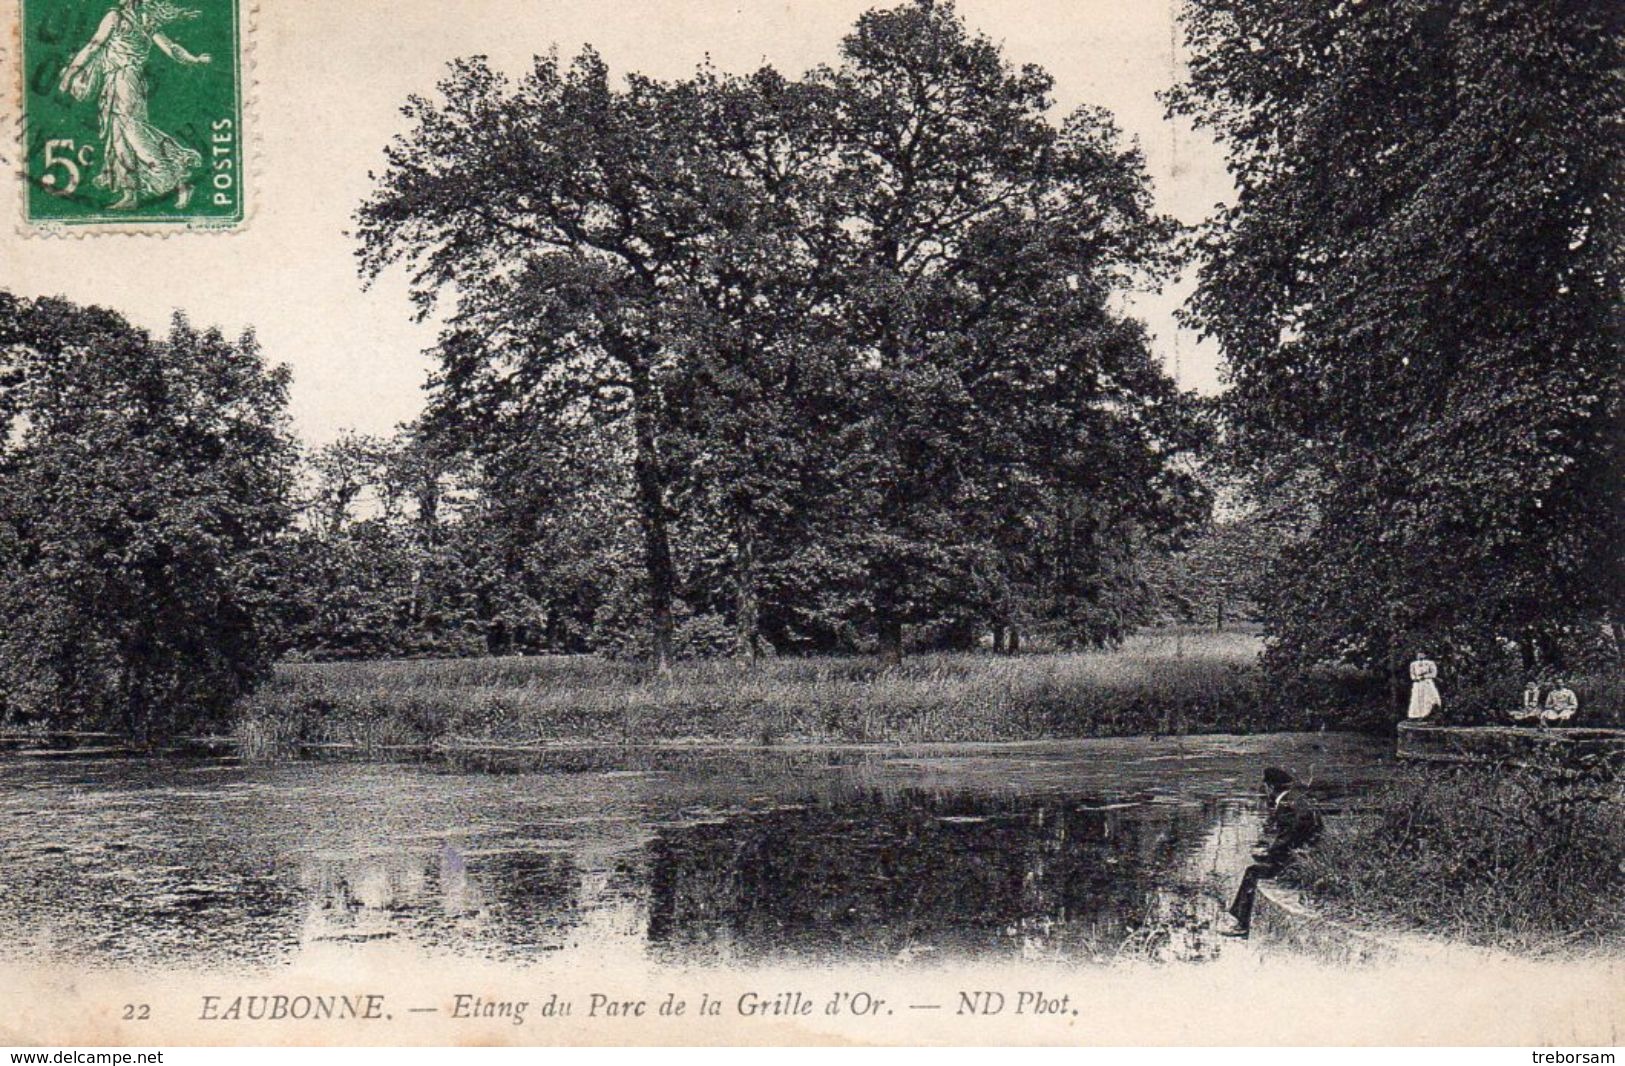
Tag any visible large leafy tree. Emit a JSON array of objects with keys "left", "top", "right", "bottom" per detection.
[
  {"left": 653, "top": 68, "right": 864, "bottom": 659},
  {"left": 0, "top": 294, "right": 298, "bottom": 742},
  {"left": 357, "top": 53, "right": 799, "bottom": 672},
  {"left": 1169, "top": 0, "right": 1623, "bottom": 693},
  {"left": 810, "top": 0, "right": 1198, "bottom": 660},
  {"left": 359, "top": 3, "right": 1203, "bottom": 667}
]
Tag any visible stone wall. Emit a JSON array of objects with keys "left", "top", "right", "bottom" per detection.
[{"left": 1396, "top": 723, "right": 1625, "bottom": 777}]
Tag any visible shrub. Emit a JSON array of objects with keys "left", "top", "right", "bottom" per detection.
[{"left": 1290, "top": 765, "right": 1625, "bottom": 953}]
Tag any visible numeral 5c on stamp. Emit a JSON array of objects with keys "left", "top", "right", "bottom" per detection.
[{"left": 20, "top": 0, "right": 244, "bottom": 231}]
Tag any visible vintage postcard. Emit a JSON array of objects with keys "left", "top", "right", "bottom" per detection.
[
  {"left": 0, "top": 0, "right": 1620, "bottom": 1051},
  {"left": 15, "top": 0, "right": 244, "bottom": 230}
]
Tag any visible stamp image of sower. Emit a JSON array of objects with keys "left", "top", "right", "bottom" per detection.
[{"left": 18, "top": 0, "right": 243, "bottom": 230}]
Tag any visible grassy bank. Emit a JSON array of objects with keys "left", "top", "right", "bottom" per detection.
[
  {"left": 1290, "top": 765, "right": 1625, "bottom": 955},
  {"left": 236, "top": 628, "right": 1352, "bottom": 750}
]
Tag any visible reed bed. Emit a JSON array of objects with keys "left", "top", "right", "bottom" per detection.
[{"left": 235, "top": 628, "right": 1290, "bottom": 750}]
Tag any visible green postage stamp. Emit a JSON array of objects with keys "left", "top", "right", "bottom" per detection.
[{"left": 17, "top": 0, "right": 245, "bottom": 231}]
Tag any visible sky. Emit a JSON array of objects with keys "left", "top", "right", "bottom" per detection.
[{"left": 4, "top": 0, "right": 1235, "bottom": 444}]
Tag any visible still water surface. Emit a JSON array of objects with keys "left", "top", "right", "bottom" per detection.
[{"left": 0, "top": 733, "right": 1394, "bottom": 972}]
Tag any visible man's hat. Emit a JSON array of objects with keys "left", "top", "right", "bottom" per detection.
[{"left": 1262, "top": 767, "right": 1295, "bottom": 789}]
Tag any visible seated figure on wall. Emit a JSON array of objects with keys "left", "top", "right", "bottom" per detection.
[
  {"left": 1510, "top": 682, "right": 1544, "bottom": 725},
  {"left": 1542, "top": 681, "right": 1578, "bottom": 726}
]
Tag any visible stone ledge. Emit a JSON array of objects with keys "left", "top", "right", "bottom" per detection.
[
  {"left": 1251, "top": 883, "right": 1511, "bottom": 968},
  {"left": 1251, "top": 883, "right": 1406, "bottom": 965},
  {"left": 1397, "top": 722, "right": 1625, "bottom": 776}
]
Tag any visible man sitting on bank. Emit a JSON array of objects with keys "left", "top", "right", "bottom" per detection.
[{"left": 1217, "top": 767, "right": 1324, "bottom": 939}]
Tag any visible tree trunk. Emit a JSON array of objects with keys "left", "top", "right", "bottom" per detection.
[
  {"left": 943, "top": 617, "right": 978, "bottom": 651},
  {"left": 868, "top": 492, "right": 907, "bottom": 663},
  {"left": 734, "top": 520, "right": 759, "bottom": 663},
  {"left": 992, "top": 623, "right": 1007, "bottom": 655},
  {"left": 1008, "top": 627, "right": 1020, "bottom": 655},
  {"left": 870, "top": 313, "right": 908, "bottom": 669},
  {"left": 877, "top": 613, "right": 904, "bottom": 666},
  {"left": 629, "top": 360, "right": 675, "bottom": 675},
  {"left": 122, "top": 669, "right": 151, "bottom": 750},
  {"left": 871, "top": 541, "right": 905, "bottom": 664}
]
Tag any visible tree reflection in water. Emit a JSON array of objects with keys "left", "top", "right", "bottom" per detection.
[
  {"left": 0, "top": 734, "right": 1387, "bottom": 971},
  {"left": 643, "top": 792, "right": 1253, "bottom": 965},
  {"left": 300, "top": 847, "right": 587, "bottom": 960}
]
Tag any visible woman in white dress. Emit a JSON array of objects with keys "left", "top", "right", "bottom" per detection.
[
  {"left": 56, "top": 0, "right": 211, "bottom": 210},
  {"left": 1407, "top": 653, "right": 1441, "bottom": 720}
]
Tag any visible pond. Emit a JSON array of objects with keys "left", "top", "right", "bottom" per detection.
[{"left": 0, "top": 733, "right": 1395, "bottom": 974}]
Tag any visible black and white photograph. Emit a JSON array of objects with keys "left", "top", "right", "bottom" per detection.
[{"left": 1, "top": 0, "right": 1621, "bottom": 1049}]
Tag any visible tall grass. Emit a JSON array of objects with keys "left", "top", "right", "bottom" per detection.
[
  {"left": 1290, "top": 765, "right": 1625, "bottom": 954},
  {"left": 235, "top": 627, "right": 1307, "bottom": 749}
]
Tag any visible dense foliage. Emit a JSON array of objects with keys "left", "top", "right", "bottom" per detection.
[
  {"left": 350, "top": 0, "right": 1206, "bottom": 667},
  {"left": 1168, "top": 0, "right": 1624, "bottom": 707},
  {"left": 1293, "top": 765, "right": 1625, "bottom": 952},
  {"left": 0, "top": 294, "right": 298, "bottom": 741}
]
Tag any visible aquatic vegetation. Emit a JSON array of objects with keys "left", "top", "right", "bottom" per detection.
[{"left": 235, "top": 628, "right": 1322, "bottom": 749}]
